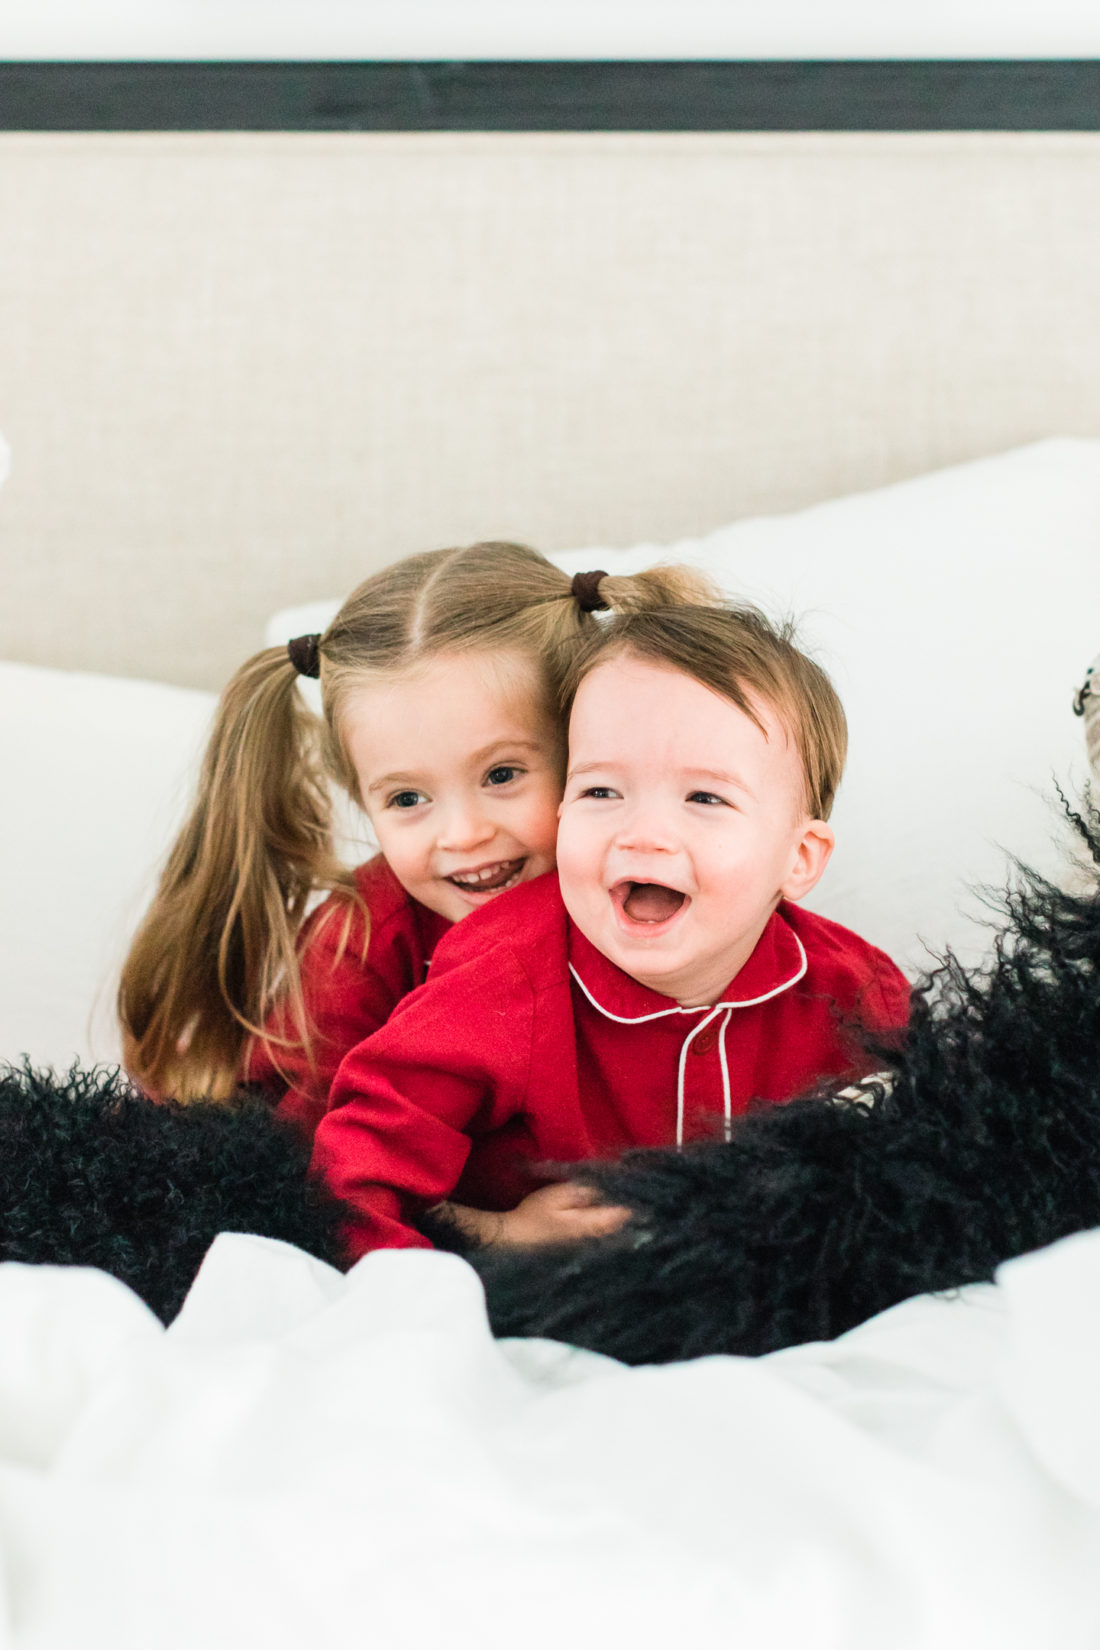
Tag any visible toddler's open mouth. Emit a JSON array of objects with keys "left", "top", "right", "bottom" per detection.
[
  {"left": 610, "top": 879, "right": 689, "bottom": 930},
  {"left": 446, "top": 857, "right": 526, "bottom": 899}
]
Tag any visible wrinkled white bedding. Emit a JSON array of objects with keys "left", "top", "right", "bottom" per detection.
[{"left": 3, "top": 1232, "right": 1100, "bottom": 1649}]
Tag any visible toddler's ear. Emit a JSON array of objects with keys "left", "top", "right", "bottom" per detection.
[{"left": 780, "top": 820, "right": 834, "bottom": 903}]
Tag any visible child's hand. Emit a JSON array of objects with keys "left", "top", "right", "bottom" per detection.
[
  {"left": 495, "top": 1181, "right": 632, "bottom": 1246},
  {"left": 436, "top": 1185, "right": 631, "bottom": 1247}
]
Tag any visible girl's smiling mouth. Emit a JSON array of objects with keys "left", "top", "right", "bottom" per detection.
[
  {"left": 610, "top": 879, "right": 690, "bottom": 933},
  {"left": 446, "top": 857, "right": 527, "bottom": 900}
]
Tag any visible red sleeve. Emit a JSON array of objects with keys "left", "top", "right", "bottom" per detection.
[
  {"left": 243, "top": 893, "right": 410, "bottom": 1140},
  {"left": 780, "top": 903, "right": 911, "bottom": 1084},
  {"left": 844, "top": 939, "right": 911, "bottom": 1044},
  {"left": 310, "top": 948, "right": 535, "bottom": 1259},
  {"left": 866, "top": 955, "right": 912, "bottom": 1037}
]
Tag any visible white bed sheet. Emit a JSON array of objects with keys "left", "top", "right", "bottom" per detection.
[{"left": 3, "top": 1230, "right": 1100, "bottom": 1649}]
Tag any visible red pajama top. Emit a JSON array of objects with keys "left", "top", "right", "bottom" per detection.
[
  {"left": 311, "top": 872, "right": 910, "bottom": 1257},
  {"left": 242, "top": 856, "right": 450, "bottom": 1139}
]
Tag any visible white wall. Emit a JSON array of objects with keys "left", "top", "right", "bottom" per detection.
[{"left": 2, "top": 0, "right": 1100, "bottom": 61}]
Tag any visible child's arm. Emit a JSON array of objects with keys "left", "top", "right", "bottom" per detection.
[{"left": 310, "top": 949, "right": 535, "bottom": 1258}]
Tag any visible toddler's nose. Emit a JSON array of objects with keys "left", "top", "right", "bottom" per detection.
[{"left": 612, "top": 809, "right": 679, "bottom": 856}]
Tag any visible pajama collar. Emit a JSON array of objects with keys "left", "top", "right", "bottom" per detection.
[{"left": 565, "top": 904, "right": 808, "bottom": 1025}]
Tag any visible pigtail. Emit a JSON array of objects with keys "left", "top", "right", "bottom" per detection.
[
  {"left": 119, "top": 646, "right": 356, "bottom": 1102},
  {"left": 596, "top": 563, "right": 721, "bottom": 615}
]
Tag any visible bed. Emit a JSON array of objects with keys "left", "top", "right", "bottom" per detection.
[{"left": 3, "top": 62, "right": 1100, "bottom": 1648}]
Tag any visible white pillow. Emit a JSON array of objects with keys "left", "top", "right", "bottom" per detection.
[
  {"left": 0, "top": 663, "right": 216, "bottom": 1072},
  {"left": 268, "top": 440, "right": 1100, "bottom": 976}
]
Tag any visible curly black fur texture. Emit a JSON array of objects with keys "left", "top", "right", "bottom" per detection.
[
  {"left": 0, "top": 1064, "right": 346, "bottom": 1322},
  {"left": 473, "top": 813, "right": 1100, "bottom": 1364}
]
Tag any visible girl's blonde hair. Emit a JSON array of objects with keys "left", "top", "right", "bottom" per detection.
[
  {"left": 120, "top": 541, "right": 622, "bottom": 1103},
  {"left": 562, "top": 574, "right": 848, "bottom": 822}
]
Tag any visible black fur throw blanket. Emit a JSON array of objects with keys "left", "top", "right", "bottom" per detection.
[
  {"left": 0, "top": 1066, "right": 346, "bottom": 1322},
  {"left": 4, "top": 810, "right": 1100, "bottom": 1359}
]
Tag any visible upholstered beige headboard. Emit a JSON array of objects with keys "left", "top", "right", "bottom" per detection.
[{"left": 2, "top": 130, "right": 1099, "bottom": 690}]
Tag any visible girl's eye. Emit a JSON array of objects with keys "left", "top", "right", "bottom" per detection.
[
  {"left": 387, "top": 790, "right": 428, "bottom": 810},
  {"left": 687, "top": 791, "right": 727, "bottom": 807},
  {"left": 484, "top": 765, "right": 522, "bottom": 787}
]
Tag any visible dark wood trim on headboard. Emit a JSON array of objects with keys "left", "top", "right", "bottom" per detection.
[{"left": 0, "top": 60, "right": 1098, "bottom": 131}]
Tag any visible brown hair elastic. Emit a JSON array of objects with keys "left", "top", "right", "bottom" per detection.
[
  {"left": 286, "top": 633, "right": 322, "bottom": 679},
  {"left": 571, "top": 570, "right": 610, "bottom": 612}
]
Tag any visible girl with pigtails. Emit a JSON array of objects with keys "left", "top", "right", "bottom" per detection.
[{"left": 120, "top": 541, "right": 623, "bottom": 1135}]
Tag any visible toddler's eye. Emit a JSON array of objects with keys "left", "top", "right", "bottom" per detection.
[
  {"left": 687, "top": 791, "right": 726, "bottom": 806},
  {"left": 580, "top": 785, "right": 618, "bottom": 800},
  {"left": 485, "top": 765, "right": 522, "bottom": 787},
  {"left": 387, "top": 789, "right": 428, "bottom": 810}
]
